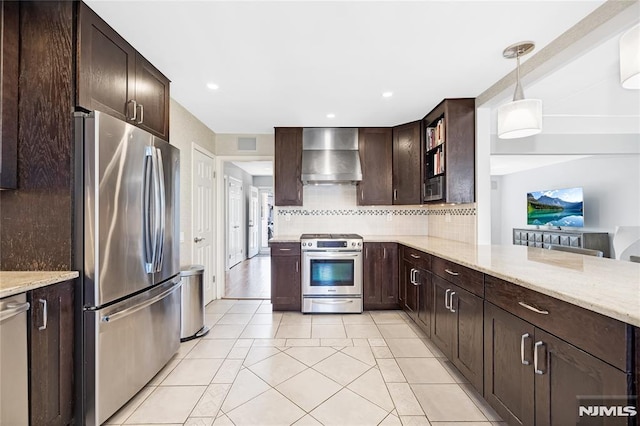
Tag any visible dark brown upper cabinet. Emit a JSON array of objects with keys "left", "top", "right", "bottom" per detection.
[
  {"left": 392, "top": 120, "right": 422, "bottom": 205},
  {"left": 77, "top": 2, "right": 170, "bottom": 140},
  {"left": 1, "top": 0, "right": 19, "bottom": 189},
  {"left": 357, "top": 128, "right": 392, "bottom": 205},
  {"left": 423, "top": 98, "right": 475, "bottom": 204},
  {"left": 274, "top": 127, "right": 303, "bottom": 206}
]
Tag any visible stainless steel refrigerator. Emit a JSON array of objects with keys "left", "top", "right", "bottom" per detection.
[{"left": 75, "top": 111, "right": 181, "bottom": 425}]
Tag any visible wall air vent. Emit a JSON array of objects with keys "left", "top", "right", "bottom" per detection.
[{"left": 237, "top": 137, "right": 257, "bottom": 151}]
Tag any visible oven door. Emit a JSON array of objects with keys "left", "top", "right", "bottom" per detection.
[{"left": 302, "top": 251, "right": 363, "bottom": 296}]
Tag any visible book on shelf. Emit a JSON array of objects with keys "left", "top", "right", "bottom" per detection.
[{"left": 426, "top": 118, "right": 445, "bottom": 151}]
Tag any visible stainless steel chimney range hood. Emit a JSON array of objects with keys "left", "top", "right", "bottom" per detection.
[{"left": 301, "top": 128, "right": 362, "bottom": 185}]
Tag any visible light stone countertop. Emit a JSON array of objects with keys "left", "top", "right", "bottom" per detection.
[
  {"left": 0, "top": 271, "right": 79, "bottom": 299},
  {"left": 271, "top": 234, "right": 640, "bottom": 327},
  {"left": 269, "top": 236, "right": 302, "bottom": 243}
]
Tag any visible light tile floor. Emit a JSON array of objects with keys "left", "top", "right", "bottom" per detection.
[{"left": 105, "top": 299, "right": 505, "bottom": 426}]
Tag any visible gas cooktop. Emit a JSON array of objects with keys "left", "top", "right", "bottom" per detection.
[{"left": 300, "top": 234, "right": 363, "bottom": 240}]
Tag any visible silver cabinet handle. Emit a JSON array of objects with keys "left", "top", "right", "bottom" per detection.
[
  {"left": 444, "top": 288, "right": 451, "bottom": 309},
  {"left": 194, "top": 237, "right": 205, "bottom": 243},
  {"left": 444, "top": 269, "right": 459, "bottom": 276},
  {"left": 279, "top": 248, "right": 292, "bottom": 251},
  {"left": 360, "top": 188, "right": 364, "bottom": 201},
  {"left": 534, "top": 341, "right": 546, "bottom": 374},
  {"left": 518, "top": 301, "right": 549, "bottom": 315},
  {"left": 39, "top": 299, "right": 47, "bottom": 331},
  {"left": 137, "top": 104, "right": 144, "bottom": 124},
  {"left": 520, "top": 333, "right": 531, "bottom": 365},
  {"left": 365, "top": 247, "right": 368, "bottom": 258},
  {"left": 409, "top": 268, "right": 415, "bottom": 284},
  {"left": 127, "top": 99, "right": 137, "bottom": 121},
  {"left": 296, "top": 261, "right": 299, "bottom": 273},
  {"left": 449, "top": 291, "right": 456, "bottom": 313},
  {"left": 383, "top": 247, "right": 386, "bottom": 259},
  {"left": 410, "top": 253, "right": 421, "bottom": 259},
  {"left": 393, "top": 189, "right": 398, "bottom": 200},
  {"left": 414, "top": 270, "right": 421, "bottom": 286}
]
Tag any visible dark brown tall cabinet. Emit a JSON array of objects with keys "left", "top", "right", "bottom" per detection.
[
  {"left": 274, "top": 128, "right": 303, "bottom": 206},
  {"left": 392, "top": 121, "right": 422, "bottom": 205},
  {"left": 270, "top": 242, "right": 301, "bottom": 311},
  {"left": 77, "top": 2, "right": 170, "bottom": 140},
  {"left": 357, "top": 128, "right": 393, "bottom": 205},
  {"left": 423, "top": 98, "right": 475, "bottom": 204},
  {"left": 28, "top": 280, "right": 75, "bottom": 426},
  {"left": 363, "top": 242, "right": 398, "bottom": 309},
  {"left": 0, "top": 0, "right": 18, "bottom": 189}
]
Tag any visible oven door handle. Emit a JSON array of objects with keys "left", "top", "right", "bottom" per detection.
[{"left": 311, "top": 299, "right": 355, "bottom": 305}]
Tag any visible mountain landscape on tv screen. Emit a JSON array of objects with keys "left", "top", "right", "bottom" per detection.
[{"left": 527, "top": 190, "right": 584, "bottom": 227}]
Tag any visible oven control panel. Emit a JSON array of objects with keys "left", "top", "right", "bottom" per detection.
[{"left": 301, "top": 239, "right": 363, "bottom": 251}]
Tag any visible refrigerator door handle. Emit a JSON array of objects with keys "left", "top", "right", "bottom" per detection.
[
  {"left": 143, "top": 146, "right": 155, "bottom": 273},
  {"left": 101, "top": 279, "right": 181, "bottom": 323},
  {"left": 151, "top": 147, "right": 162, "bottom": 273},
  {"left": 155, "top": 147, "right": 166, "bottom": 273}
]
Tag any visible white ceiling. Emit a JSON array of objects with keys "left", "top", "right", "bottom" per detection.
[
  {"left": 85, "top": 0, "right": 606, "bottom": 134},
  {"left": 231, "top": 160, "right": 273, "bottom": 176}
]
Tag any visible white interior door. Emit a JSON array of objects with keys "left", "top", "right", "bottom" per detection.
[
  {"left": 259, "top": 189, "right": 273, "bottom": 254},
  {"left": 192, "top": 148, "right": 216, "bottom": 304},
  {"left": 227, "top": 177, "right": 243, "bottom": 268},
  {"left": 248, "top": 186, "right": 259, "bottom": 258}
]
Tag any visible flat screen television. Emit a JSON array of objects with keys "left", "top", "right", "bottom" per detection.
[{"left": 527, "top": 187, "right": 584, "bottom": 227}]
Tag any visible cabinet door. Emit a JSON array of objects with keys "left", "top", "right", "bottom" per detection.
[
  {"left": 29, "top": 280, "right": 75, "bottom": 426},
  {"left": 450, "top": 285, "right": 484, "bottom": 393},
  {"left": 274, "top": 128, "right": 303, "bottom": 206},
  {"left": 363, "top": 243, "right": 382, "bottom": 308},
  {"left": 431, "top": 275, "right": 454, "bottom": 357},
  {"left": 380, "top": 243, "right": 399, "bottom": 306},
  {"left": 77, "top": 2, "right": 136, "bottom": 121},
  {"left": 134, "top": 54, "right": 170, "bottom": 140},
  {"left": 534, "top": 329, "right": 630, "bottom": 426},
  {"left": 364, "top": 243, "right": 399, "bottom": 310},
  {"left": 358, "top": 128, "right": 392, "bottom": 205},
  {"left": 271, "top": 251, "right": 301, "bottom": 311},
  {"left": 402, "top": 259, "right": 418, "bottom": 317},
  {"left": 392, "top": 121, "right": 422, "bottom": 205},
  {"left": 415, "top": 268, "right": 431, "bottom": 336},
  {"left": 484, "top": 302, "right": 535, "bottom": 426},
  {"left": 0, "top": 0, "right": 19, "bottom": 189}
]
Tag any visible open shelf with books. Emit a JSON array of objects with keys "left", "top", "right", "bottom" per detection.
[{"left": 422, "top": 98, "right": 475, "bottom": 204}]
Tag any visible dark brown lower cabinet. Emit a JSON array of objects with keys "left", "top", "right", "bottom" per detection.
[
  {"left": 28, "top": 280, "right": 75, "bottom": 426},
  {"left": 431, "top": 275, "right": 483, "bottom": 393},
  {"left": 485, "top": 302, "right": 630, "bottom": 426},
  {"left": 399, "top": 252, "right": 431, "bottom": 336},
  {"left": 270, "top": 242, "right": 301, "bottom": 311},
  {"left": 363, "top": 243, "right": 398, "bottom": 310}
]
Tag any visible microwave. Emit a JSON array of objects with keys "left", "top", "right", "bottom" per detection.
[{"left": 424, "top": 176, "right": 444, "bottom": 202}]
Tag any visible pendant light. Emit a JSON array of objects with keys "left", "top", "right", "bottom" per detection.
[
  {"left": 497, "top": 41, "right": 543, "bottom": 139},
  {"left": 620, "top": 23, "right": 639, "bottom": 89}
]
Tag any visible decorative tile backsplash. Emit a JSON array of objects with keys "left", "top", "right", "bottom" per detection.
[{"left": 273, "top": 184, "right": 477, "bottom": 243}]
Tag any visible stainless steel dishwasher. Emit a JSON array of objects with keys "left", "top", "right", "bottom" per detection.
[{"left": 0, "top": 293, "right": 30, "bottom": 426}]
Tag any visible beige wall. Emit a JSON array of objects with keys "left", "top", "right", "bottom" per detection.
[
  {"left": 170, "top": 98, "right": 216, "bottom": 265},
  {"left": 215, "top": 133, "right": 274, "bottom": 156}
]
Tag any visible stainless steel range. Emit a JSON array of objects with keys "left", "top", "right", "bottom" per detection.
[{"left": 301, "top": 234, "right": 363, "bottom": 314}]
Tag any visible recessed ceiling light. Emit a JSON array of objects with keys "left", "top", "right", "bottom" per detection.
[
  {"left": 326, "top": 113, "right": 335, "bottom": 119},
  {"left": 206, "top": 83, "right": 219, "bottom": 90},
  {"left": 382, "top": 91, "right": 393, "bottom": 98}
]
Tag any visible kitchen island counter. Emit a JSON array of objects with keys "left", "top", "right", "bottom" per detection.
[
  {"left": 0, "top": 271, "right": 79, "bottom": 299},
  {"left": 364, "top": 235, "right": 640, "bottom": 327}
]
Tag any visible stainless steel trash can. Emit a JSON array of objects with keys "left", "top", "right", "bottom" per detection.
[{"left": 179, "top": 265, "right": 209, "bottom": 341}]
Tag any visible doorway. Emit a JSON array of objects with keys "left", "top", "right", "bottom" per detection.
[
  {"left": 259, "top": 189, "right": 274, "bottom": 255},
  {"left": 192, "top": 146, "right": 216, "bottom": 304},
  {"left": 227, "top": 176, "right": 244, "bottom": 269}
]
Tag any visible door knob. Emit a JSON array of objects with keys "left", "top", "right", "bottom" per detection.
[{"left": 194, "top": 237, "right": 205, "bottom": 243}]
